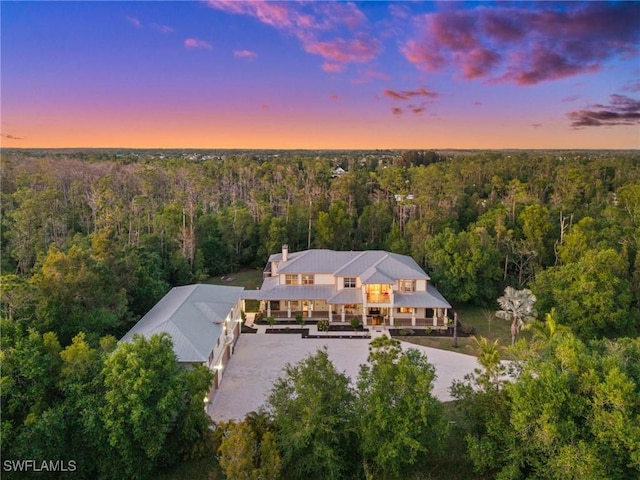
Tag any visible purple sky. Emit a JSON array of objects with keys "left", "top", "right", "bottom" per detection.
[{"left": 1, "top": 1, "right": 639, "bottom": 149}]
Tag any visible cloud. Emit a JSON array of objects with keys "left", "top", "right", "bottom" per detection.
[
  {"left": 403, "top": 3, "right": 640, "bottom": 85},
  {"left": 562, "top": 95, "right": 580, "bottom": 103},
  {"left": 184, "top": 38, "right": 212, "bottom": 50},
  {"left": 234, "top": 49, "right": 257, "bottom": 60},
  {"left": 322, "top": 63, "right": 344, "bottom": 73},
  {"left": 391, "top": 107, "right": 403, "bottom": 116},
  {"left": 150, "top": 23, "right": 174, "bottom": 33},
  {"left": 531, "top": 123, "right": 542, "bottom": 128},
  {"left": 622, "top": 81, "right": 640, "bottom": 93},
  {"left": 260, "top": 103, "right": 269, "bottom": 110},
  {"left": 567, "top": 94, "right": 640, "bottom": 127},
  {"left": 383, "top": 87, "right": 438, "bottom": 101},
  {"left": 330, "top": 94, "right": 339, "bottom": 100},
  {"left": 1, "top": 134, "right": 22, "bottom": 140},
  {"left": 126, "top": 16, "right": 141, "bottom": 28},
  {"left": 304, "top": 35, "right": 380, "bottom": 64},
  {"left": 207, "top": 0, "right": 379, "bottom": 71}
]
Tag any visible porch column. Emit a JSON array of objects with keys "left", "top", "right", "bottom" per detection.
[
  {"left": 389, "top": 309, "right": 394, "bottom": 326},
  {"left": 362, "top": 311, "right": 367, "bottom": 326},
  {"left": 287, "top": 301, "right": 291, "bottom": 318},
  {"left": 307, "top": 301, "right": 312, "bottom": 318},
  {"left": 412, "top": 308, "right": 416, "bottom": 327},
  {"left": 444, "top": 308, "right": 448, "bottom": 326},
  {"left": 341, "top": 305, "right": 345, "bottom": 322},
  {"left": 267, "top": 302, "right": 271, "bottom": 317},
  {"left": 433, "top": 308, "right": 438, "bottom": 327},
  {"left": 329, "top": 307, "right": 333, "bottom": 323}
]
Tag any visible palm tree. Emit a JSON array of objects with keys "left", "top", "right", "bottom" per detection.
[{"left": 495, "top": 286, "right": 537, "bottom": 346}]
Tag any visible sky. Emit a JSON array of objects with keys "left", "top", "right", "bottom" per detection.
[{"left": 1, "top": 1, "right": 639, "bottom": 150}]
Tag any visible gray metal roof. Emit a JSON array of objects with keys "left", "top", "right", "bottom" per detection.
[
  {"left": 120, "top": 284, "right": 243, "bottom": 363},
  {"left": 328, "top": 288, "right": 363, "bottom": 304},
  {"left": 393, "top": 287, "right": 452, "bottom": 309},
  {"left": 272, "top": 249, "right": 430, "bottom": 281},
  {"left": 276, "top": 250, "right": 361, "bottom": 274}
]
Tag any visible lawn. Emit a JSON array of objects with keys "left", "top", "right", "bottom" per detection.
[
  {"left": 398, "top": 305, "right": 526, "bottom": 358},
  {"left": 204, "top": 268, "right": 264, "bottom": 311}
]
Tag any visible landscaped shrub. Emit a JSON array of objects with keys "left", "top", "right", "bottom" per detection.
[
  {"left": 295, "top": 314, "right": 305, "bottom": 326},
  {"left": 398, "top": 328, "right": 415, "bottom": 336},
  {"left": 350, "top": 317, "right": 361, "bottom": 330},
  {"left": 317, "top": 319, "right": 329, "bottom": 331},
  {"left": 460, "top": 324, "right": 475, "bottom": 335},
  {"left": 267, "top": 315, "right": 276, "bottom": 327}
]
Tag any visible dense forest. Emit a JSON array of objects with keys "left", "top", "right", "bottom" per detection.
[{"left": 1, "top": 149, "right": 639, "bottom": 479}]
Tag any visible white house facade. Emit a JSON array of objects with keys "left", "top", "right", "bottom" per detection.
[{"left": 247, "top": 245, "right": 452, "bottom": 328}]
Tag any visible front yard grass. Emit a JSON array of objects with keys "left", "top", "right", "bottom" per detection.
[
  {"left": 398, "top": 304, "right": 526, "bottom": 358},
  {"left": 205, "top": 268, "right": 264, "bottom": 311}
]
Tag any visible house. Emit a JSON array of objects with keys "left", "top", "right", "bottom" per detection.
[
  {"left": 248, "top": 245, "right": 452, "bottom": 328},
  {"left": 120, "top": 284, "right": 244, "bottom": 393}
]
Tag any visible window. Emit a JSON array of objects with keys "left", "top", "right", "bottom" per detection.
[
  {"left": 399, "top": 280, "right": 415, "bottom": 293},
  {"left": 344, "top": 277, "right": 356, "bottom": 288},
  {"left": 285, "top": 274, "right": 298, "bottom": 285},
  {"left": 302, "top": 274, "right": 314, "bottom": 285},
  {"left": 398, "top": 307, "right": 413, "bottom": 313}
]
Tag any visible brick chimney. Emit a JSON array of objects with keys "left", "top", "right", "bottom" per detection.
[{"left": 282, "top": 244, "right": 288, "bottom": 262}]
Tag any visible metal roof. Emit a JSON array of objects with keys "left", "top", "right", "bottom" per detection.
[
  {"left": 393, "top": 287, "right": 452, "bottom": 309},
  {"left": 273, "top": 249, "right": 430, "bottom": 281},
  {"left": 328, "top": 288, "right": 363, "bottom": 304},
  {"left": 120, "top": 284, "right": 243, "bottom": 363}
]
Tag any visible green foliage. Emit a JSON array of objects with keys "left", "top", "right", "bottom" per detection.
[
  {"left": 453, "top": 332, "right": 640, "bottom": 479},
  {"left": 217, "top": 417, "right": 282, "bottom": 480},
  {"left": 357, "top": 336, "right": 445, "bottom": 479},
  {"left": 266, "top": 348, "right": 358, "bottom": 480},
  {"left": 317, "top": 319, "right": 329, "bottom": 331},
  {"left": 100, "top": 334, "right": 188, "bottom": 478},
  {"left": 533, "top": 248, "right": 637, "bottom": 340},
  {"left": 425, "top": 227, "right": 503, "bottom": 304},
  {"left": 30, "top": 243, "right": 129, "bottom": 344},
  {"left": 351, "top": 317, "right": 361, "bottom": 330}
]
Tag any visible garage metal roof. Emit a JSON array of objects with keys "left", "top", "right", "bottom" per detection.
[{"left": 120, "top": 284, "right": 243, "bottom": 364}]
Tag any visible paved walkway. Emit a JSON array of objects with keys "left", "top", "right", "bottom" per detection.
[{"left": 207, "top": 316, "right": 480, "bottom": 422}]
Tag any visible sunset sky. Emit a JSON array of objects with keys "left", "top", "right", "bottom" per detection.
[{"left": 2, "top": 1, "right": 639, "bottom": 149}]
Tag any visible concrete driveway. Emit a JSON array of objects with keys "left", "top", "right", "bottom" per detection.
[{"left": 208, "top": 332, "right": 480, "bottom": 422}]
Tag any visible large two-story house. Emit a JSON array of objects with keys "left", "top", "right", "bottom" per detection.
[{"left": 251, "top": 245, "right": 452, "bottom": 328}]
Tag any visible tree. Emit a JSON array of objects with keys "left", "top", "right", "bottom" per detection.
[
  {"left": 266, "top": 348, "right": 358, "bottom": 480},
  {"left": 495, "top": 286, "right": 538, "bottom": 345},
  {"left": 218, "top": 418, "right": 282, "bottom": 480},
  {"left": 356, "top": 336, "right": 444, "bottom": 480},
  {"left": 425, "top": 227, "right": 503, "bottom": 304},
  {"left": 533, "top": 248, "right": 636, "bottom": 340},
  {"left": 99, "top": 333, "right": 187, "bottom": 479}
]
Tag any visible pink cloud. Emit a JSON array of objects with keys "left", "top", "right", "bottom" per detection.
[
  {"left": 304, "top": 35, "right": 380, "bottom": 65},
  {"left": 330, "top": 94, "right": 339, "bottom": 100},
  {"left": 392, "top": 107, "right": 403, "bottom": 116},
  {"left": 568, "top": 94, "right": 640, "bottom": 128},
  {"left": 383, "top": 87, "right": 438, "bottom": 101},
  {"left": 323, "top": 63, "right": 344, "bottom": 73},
  {"left": 184, "top": 38, "right": 212, "bottom": 50},
  {"left": 207, "top": 0, "right": 378, "bottom": 71},
  {"left": 403, "top": 3, "right": 640, "bottom": 85},
  {"left": 234, "top": 49, "right": 257, "bottom": 60}
]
